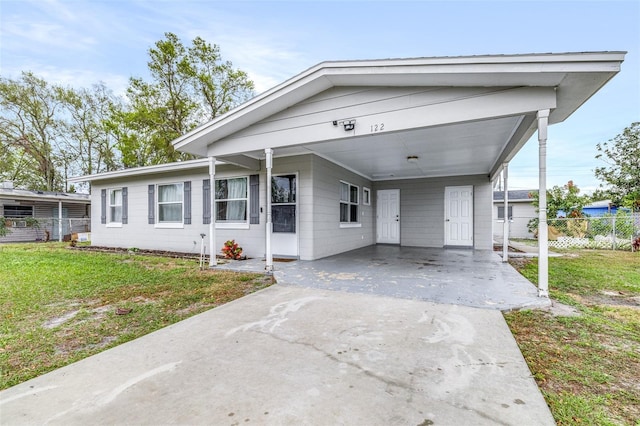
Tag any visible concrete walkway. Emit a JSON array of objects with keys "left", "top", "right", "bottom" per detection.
[{"left": 0, "top": 285, "right": 555, "bottom": 425}]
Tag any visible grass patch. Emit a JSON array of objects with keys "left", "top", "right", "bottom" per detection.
[
  {"left": 0, "top": 242, "right": 271, "bottom": 389},
  {"left": 505, "top": 250, "right": 640, "bottom": 425}
]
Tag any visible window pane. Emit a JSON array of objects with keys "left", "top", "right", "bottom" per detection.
[
  {"left": 272, "top": 175, "right": 296, "bottom": 203},
  {"left": 350, "top": 205, "right": 358, "bottom": 222},
  {"left": 350, "top": 185, "right": 358, "bottom": 203},
  {"left": 272, "top": 205, "right": 296, "bottom": 233},
  {"left": 216, "top": 200, "right": 247, "bottom": 221},
  {"left": 4, "top": 206, "right": 33, "bottom": 218},
  {"left": 215, "top": 179, "right": 228, "bottom": 199},
  {"left": 340, "top": 182, "right": 349, "bottom": 202},
  {"left": 110, "top": 189, "right": 122, "bottom": 206},
  {"left": 159, "top": 184, "right": 182, "bottom": 202},
  {"left": 110, "top": 206, "right": 122, "bottom": 222},
  {"left": 159, "top": 204, "right": 182, "bottom": 222},
  {"left": 340, "top": 203, "right": 349, "bottom": 222}
]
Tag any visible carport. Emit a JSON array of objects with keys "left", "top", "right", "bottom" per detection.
[{"left": 174, "top": 52, "right": 626, "bottom": 300}]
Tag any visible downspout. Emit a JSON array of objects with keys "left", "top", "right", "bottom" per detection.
[
  {"left": 209, "top": 157, "right": 217, "bottom": 268},
  {"left": 265, "top": 148, "right": 273, "bottom": 273},
  {"left": 502, "top": 163, "right": 509, "bottom": 262},
  {"left": 537, "top": 110, "right": 550, "bottom": 297}
]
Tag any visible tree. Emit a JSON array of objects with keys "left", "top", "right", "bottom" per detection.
[
  {"left": 527, "top": 181, "right": 592, "bottom": 235},
  {"left": 112, "top": 33, "right": 254, "bottom": 167},
  {"left": 0, "top": 72, "right": 66, "bottom": 191},
  {"left": 595, "top": 122, "right": 640, "bottom": 211}
]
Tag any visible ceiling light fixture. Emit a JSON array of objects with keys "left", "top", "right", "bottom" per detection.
[{"left": 407, "top": 155, "right": 419, "bottom": 164}]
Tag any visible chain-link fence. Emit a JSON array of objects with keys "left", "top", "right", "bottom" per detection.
[
  {"left": 541, "top": 213, "right": 640, "bottom": 251},
  {"left": 0, "top": 217, "right": 91, "bottom": 243}
]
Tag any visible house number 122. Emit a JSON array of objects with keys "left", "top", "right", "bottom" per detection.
[{"left": 370, "top": 123, "right": 385, "bottom": 133}]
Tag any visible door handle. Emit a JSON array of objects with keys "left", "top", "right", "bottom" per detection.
[{"left": 445, "top": 219, "right": 450, "bottom": 222}]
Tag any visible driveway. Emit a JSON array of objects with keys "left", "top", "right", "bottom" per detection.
[{"left": 1, "top": 285, "right": 554, "bottom": 425}]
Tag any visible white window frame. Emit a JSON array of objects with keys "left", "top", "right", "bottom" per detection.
[
  {"left": 107, "top": 188, "right": 123, "bottom": 228},
  {"left": 340, "top": 180, "right": 361, "bottom": 228},
  {"left": 497, "top": 205, "right": 514, "bottom": 222},
  {"left": 215, "top": 176, "right": 250, "bottom": 229},
  {"left": 155, "top": 182, "right": 184, "bottom": 229},
  {"left": 363, "top": 187, "right": 371, "bottom": 206}
]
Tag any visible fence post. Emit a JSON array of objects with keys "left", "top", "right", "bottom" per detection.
[{"left": 612, "top": 216, "right": 616, "bottom": 251}]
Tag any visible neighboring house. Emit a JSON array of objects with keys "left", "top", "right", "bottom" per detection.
[
  {"left": 0, "top": 182, "right": 91, "bottom": 243},
  {"left": 582, "top": 200, "right": 618, "bottom": 217},
  {"left": 493, "top": 190, "right": 537, "bottom": 239},
  {"left": 69, "top": 52, "right": 624, "bottom": 272}
]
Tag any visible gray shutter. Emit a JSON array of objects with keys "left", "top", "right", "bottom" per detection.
[
  {"left": 183, "top": 181, "right": 191, "bottom": 225},
  {"left": 250, "top": 174, "right": 259, "bottom": 225},
  {"left": 122, "top": 187, "right": 128, "bottom": 224},
  {"left": 203, "top": 179, "right": 211, "bottom": 224},
  {"left": 148, "top": 185, "right": 155, "bottom": 224},
  {"left": 100, "top": 189, "right": 106, "bottom": 224}
]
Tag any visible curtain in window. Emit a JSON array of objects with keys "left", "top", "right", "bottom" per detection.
[
  {"left": 110, "top": 189, "right": 122, "bottom": 223},
  {"left": 158, "top": 184, "right": 183, "bottom": 222},
  {"left": 215, "top": 178, "right": 247, "bottom": 222}
]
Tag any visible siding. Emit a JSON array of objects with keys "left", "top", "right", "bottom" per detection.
[
  {"left": 493, "top": 202, "right": 537, "bottom": 239},
  {"left": 0, "top": 201, "right": 89, "bottom": 243},
  {"left": 374, "top": 175, "right": 493, "bottom": 249}
]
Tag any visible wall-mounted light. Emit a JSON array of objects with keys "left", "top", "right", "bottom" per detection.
[
  {"left": 407, "top": 155, "right": 419, "bottom": 164},
  {"left": 332, "top": 119, "right": 356, "bottom": 131}
]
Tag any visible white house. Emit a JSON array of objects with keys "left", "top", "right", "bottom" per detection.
[
  {"left": 69, "top": 52, "right": 625, "bottom": 295},
  {"left": 493, "top": 190, "right": 538, "bottom": 240}
]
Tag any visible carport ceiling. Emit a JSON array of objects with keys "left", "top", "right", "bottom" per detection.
[{"left": 243, "top": 115, "right": 527, "bottom": 181}]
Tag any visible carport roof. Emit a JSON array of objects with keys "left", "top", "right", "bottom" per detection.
[{"left": 173, "top": 52, "right": 625, "bottom": 181}]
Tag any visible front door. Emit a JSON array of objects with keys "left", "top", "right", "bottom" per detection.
[
  {"left": 376, "top": 189, "right": 400, "bottom": 244},
  {"left": 271, "top": 174, "right": 298, "bottom": 257},
  {"left": 444, "top": 186, "right": 473, "bottom": 247}
]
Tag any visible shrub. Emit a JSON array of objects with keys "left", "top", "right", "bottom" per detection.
[{"left": 221, "top": 240, "right": 243, "bottom": 260}]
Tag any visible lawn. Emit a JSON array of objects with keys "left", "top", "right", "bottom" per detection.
[
  {"left": 505, "top": 250, "right": 640, "bottom": 425},
  {"left": 0, "top": 243, "right": 270, "bottom": 390}
]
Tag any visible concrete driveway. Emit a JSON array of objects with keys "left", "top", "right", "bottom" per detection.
[{"left": 1, "top": 285, "right": 554, "bottom": 425}]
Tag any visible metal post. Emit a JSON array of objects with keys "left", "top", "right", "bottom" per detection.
[
  {"left": 209, "top": 157, "right": 217, "bottom": 268},
  {"left": 502, "top": 163, "right": 510, "bottom": 262},
  {"left": 537, "top": 110, "right": 550, "bottom": 298},
  {"left": 265, "top": 148, "right": 274, "bottom": 273},
  {"left": 58, "top": 200, "right": 63, "bottom": 242}
]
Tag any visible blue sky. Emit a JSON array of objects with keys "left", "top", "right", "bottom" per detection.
[{"left": 2, "top": 0, "right": 639, "bottom": 192}]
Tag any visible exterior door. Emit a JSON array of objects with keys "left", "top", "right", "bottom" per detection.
[
  {"left": 444, "top": 186, "right": 473, "bottom": 247},
  {"left": 271, "top": 174, "right": 298, "bottom": 257},
  {"left": 376, "top": 189, "right": 400, "bottom": 244}
]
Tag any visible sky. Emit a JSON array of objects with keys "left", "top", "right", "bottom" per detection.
[{"left": 1, "top": 0, "right": 639, "bottom": 193}]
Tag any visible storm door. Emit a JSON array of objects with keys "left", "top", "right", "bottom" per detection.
[{"left": 271, "top": 174, "right": 298, "bottom": 257}]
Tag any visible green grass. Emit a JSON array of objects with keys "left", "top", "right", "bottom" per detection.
[
  {"left": 505, "top": 250, "right": 640, "bottom": 425},
  {"left": 0, "top": 243, "right": 271, "bottom": 389}
]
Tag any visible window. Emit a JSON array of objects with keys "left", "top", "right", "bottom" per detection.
[
  {"left": 272, "top": 174, "right": 296, "bottom": 233},
  {"left": 340, "top": 181, "right": 359, "bottom": 223},
  {"left": 158, "top": 183, "right": 183, "bottom": 223},
  {"left": 109, "top": 189, "right": 122, "bottom": 223},
  {"left": 363, "top": 187, "right": 371, "bottom": 206},
  {"left": 497, "top": 206, "right": 513, "bottom": 220},
  {"left": 215, "top": 177, "right": 248, "bottom": 223},
  {"left": 3, "top": 205, "right": 33, "bottom": 218}
]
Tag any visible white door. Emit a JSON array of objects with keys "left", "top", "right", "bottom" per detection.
[
  {"left": 376, "top": 189, "right": 400, "bottom": 244},
  {"left": 444, "top": 186, "right": 473, "bottom": 247},
  {"left": 271, "top": 174, "right": 298, "bottom": 257}
]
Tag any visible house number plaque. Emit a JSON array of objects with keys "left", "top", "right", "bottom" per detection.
[{"left": 370, "top": 123, "right": 385, "bottom": 133}]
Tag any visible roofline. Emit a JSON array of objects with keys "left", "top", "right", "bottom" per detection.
[
  {"left": 172, "top": 51, "right": 626, "bottom": 156},
  {"left": 67, "top": 158, "right": 218, "bottom": 183},
  {"left": 0, "top": 190, "right": 90, "bottom": 204}
]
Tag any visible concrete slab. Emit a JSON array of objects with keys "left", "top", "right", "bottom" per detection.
[
  {"left": 219, "top": 245, "right": 551, "bottom": 311},
  {"left": 0, "top": 286, "right": 554, "bottom": 425}
]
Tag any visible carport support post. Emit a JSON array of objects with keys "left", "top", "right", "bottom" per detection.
[
  {"left": 502, "top": 163, "right": 509, "bottom": 262},
  {"left": 209, "top": 157, "right": 217, "bottom": 268},
  {"left": 537, "top": 110, "right": 550, "bottom": 297},
  {"left": 265, "top": 148, "right": 274, "bottom": 273}
]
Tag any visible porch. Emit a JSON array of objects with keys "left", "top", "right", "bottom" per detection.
[{"left": 218, "top": 245, "right": 550, "bottom": 311}]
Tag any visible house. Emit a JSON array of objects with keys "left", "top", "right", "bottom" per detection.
[
  {"left": 493, "top": 190, "right": 537, "bottom": 239},
  {"left": 0, "top": 182, "right": 91, "bottom": 243},
  {"left": 582, "top": 199, "right": 618, "bottom": 216},
  {"left": 69, "top": 52, "right": 625, "bottom": 295}
]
